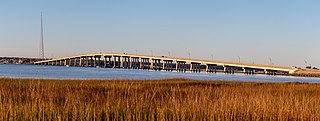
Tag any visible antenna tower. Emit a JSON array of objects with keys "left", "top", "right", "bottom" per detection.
[{"left": 39, "top": 12, "right": 45, "bottom": 59}]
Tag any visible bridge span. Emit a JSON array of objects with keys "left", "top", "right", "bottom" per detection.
[{"left": 34, "top": 53, "right": 297, "bottom": 75}]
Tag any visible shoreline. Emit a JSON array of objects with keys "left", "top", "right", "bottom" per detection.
[{"left": 1, "top": 76, "right": 320, "bottom": 83}]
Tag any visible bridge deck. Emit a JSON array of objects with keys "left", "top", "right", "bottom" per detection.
[{"left": 34, "top": 53, "right": 294, "bottom": 74}]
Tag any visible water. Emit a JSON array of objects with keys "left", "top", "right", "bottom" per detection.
[{"left": 0, "top": 64, "right": 320, "bottom": 82}]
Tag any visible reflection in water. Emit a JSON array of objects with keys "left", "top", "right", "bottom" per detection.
[{"left": 0, "top": 64, "right": 319, "bottom": 83}]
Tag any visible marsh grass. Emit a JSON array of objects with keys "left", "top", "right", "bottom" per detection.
[{"left": 0, "top": 78, "right": 319, "bottom": 120}]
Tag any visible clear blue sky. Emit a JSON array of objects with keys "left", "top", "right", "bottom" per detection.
[{"left": 1, "top": 0, "right": 320, "bottom": 67}]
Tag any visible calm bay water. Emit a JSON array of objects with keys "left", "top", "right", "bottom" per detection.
[{"left": 0, "top": 64, "right": 320, "bottom": 82}]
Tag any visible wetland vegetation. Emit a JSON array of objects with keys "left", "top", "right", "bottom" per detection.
[{"left": 0, "top": 78, "right": 319, "bottom": 120}]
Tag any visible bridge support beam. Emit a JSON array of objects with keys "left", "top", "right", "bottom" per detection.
[
  {"left": 139, "top": 57, "right": 143, "bottom": 69},
  {"left": 149, "top": 58, "right": 154, "bottom": 70}
]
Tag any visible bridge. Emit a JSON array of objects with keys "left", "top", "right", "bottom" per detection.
[{"left": 34, "top": 53, "right": 297, "bottom": 75}]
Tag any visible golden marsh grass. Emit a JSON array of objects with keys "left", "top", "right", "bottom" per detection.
[{"left": 0, "top": 78, "right": 319, "bottom": 120}]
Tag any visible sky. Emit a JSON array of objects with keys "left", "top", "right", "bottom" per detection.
[{"left": 0, "top": 0, "right": 320, "bottom": 67}]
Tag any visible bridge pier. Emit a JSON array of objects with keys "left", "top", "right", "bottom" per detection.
[
  {"left": 88, "top": 56, "right": 94, "bottom": 67},
  {"left": 59, "top": 60, "right": 62, "bottom": 66},
  {"left": 78, "top": 57, "right": 82, "bottom": 66},
  {"left": 123, "top": 56, "right": 131, "bottom": 69},
  {"left": 152, "top": 59, "right": 157, "bottom": 70},
  {"left": 81, "top": 57, "right": 87, "bottom": 67},
  {"left": 169, "top": 61, "right": 174, "bottom": 71},
  {"left": 176, "top": 61, "right": 187, "bottom": 72},
  {"left": 86, "top": 57, "right": 90, "bottom": 67},
  {"left": 68, "top": 58, "right": 72, "bottom": 66},
  {"left": 99, "top": 56, "right": 102, "bottom": 67},
  {"left": 79, "top": 57, "right": 83, "bottom": 67},
  {"left": 72, "top": 58, "right": 75, "bottom": 66},
  {"left": 73, "top": 58, "right": 77, "bottom": 66},
  {"left": 149, "top": 58, "right": 154, "bottom": 70},
  {"left": 129, "top": 57, "right": 133, "bottom": 69},
  {"left": 120, "top": 56, "right": 124, "bottom": 68},
  {"left": 74, "top": 58, "right": 78, "bottom": 66},
  {"left": 93, "top": 56, "right": 97, "bottom": 67},
  {"left": 83, "top": 57, "right": 87, "bottom": 67},
  {"left": 121, "top": 56, "right": 125, "bottom": 68},
  {"left": 63, "top": 59, "right": 67, "bottom": 66},
  {"left": 139, "top": 58, "right": 145, "bottom": 69},
  {"left": 113, "top": 56, "right": 117, "bottom": 68},
  {"left": 265, "top": 69, "right": 277, "bottom": 76},
  {"left": 190, "top": 62, "right": 201, "bottom": 73},
  {"left": 62, "top": 60, "right": 65, "bottom": 66},
  {"left": 175, "top": 61, "right": 180, "bottom": 72},
  {"left": 64, "top": 60, "right": 67, "bottom": 66},
  {"left": 113, "top": 56, "right": 121, "bottom": 68},
  {"left": 243, "top": 67, "right": 255, "bottom": 75},
  {"left": 151, "top": 59, "right": 161, "bottom": 71},
  {"left": 131, "top": 57, "right": 140, "bottom": 69},
  {"left": 139, "top": 57, "right": 143, "bottom": 69},
  {"left": 162, "top": 60, "right": 167, "bottom": 71},
  {"left": 206, "top": 64, "right": 217, "bottom": 73},
  {"left": 146, "top": 58, "right": 151, "bottom": 70},
  {"left": 224, "top": 66, "right": 235, "bottom": 74},
  {"left": 71, "top": 58, "right": 75, "bottom": 67},
  {"left": 104, "top": 56, "right": 112, "bottom": 68},
  {"left": 157, "top": 59, "right": 162, "bottom": 71},
  {"left": 87, "top": 57, "right": 90, "bottom": 67},
  {"left": 163, "top": 60, "right": 173, "bottom": 71}
]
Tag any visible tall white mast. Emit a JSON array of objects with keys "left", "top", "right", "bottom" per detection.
[{"left": 40, "top": 12, "right": 45, "bottom": 59}]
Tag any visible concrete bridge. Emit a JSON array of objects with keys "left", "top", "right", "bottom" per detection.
[{"left": 34, "top": 53, "right": 297, "bottom": 75}]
